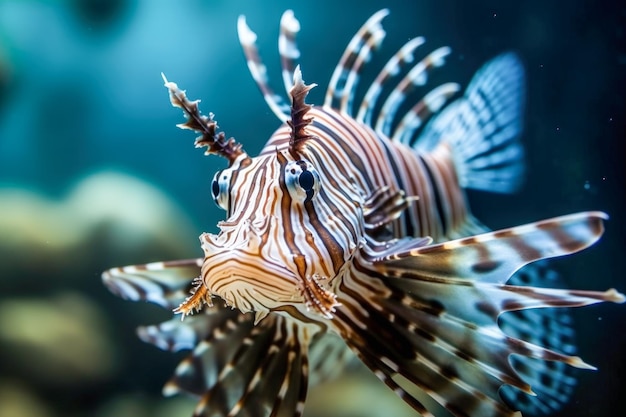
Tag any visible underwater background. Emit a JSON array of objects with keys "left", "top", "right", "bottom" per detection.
[{"left": 0, "top": 0, "right": 624, "bottom": 416}]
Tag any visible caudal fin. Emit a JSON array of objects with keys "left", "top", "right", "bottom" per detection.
[{"left": 415, "top": 52, "right": 526, "bottom": 193}]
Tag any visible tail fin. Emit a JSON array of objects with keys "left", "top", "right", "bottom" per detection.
[
  {"left": 332, "top": 212, "right": 624, "bottom": 417},
  {"left": 415, "top": 53, "right": 526, "bottom": 193}
]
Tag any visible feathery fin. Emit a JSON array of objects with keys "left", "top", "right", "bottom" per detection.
[
  {"left": 392, "top": 82, "right": 461, "bottom": 144},
  {"left": 332, "top": 211, "right": 622, "bottom": 417},
  {"left": 375, "top": 46, "right": 452, "bottom": 137},
  {"left": 498, "top": 261, "right": 580, "bottom": 415},
  {"left": 102, "top": 258, "right": 202, "bottom": 308},
  {"left": 415, "top": 53, "right": 526, "bottom": 193},
  {"left": 103, "top": 259, "right": 318, "bottom": 417},
  {"left": 375, "top": 211, "right": 608, "bottom": 284}
]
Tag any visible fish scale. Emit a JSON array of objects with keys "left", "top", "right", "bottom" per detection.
[{"left": 102, "top": 9, "right": 624, "bottom": 417}]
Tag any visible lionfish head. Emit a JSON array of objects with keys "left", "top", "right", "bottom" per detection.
[{"left": 164, "top": 69, "right": 364, "bottom": 320}]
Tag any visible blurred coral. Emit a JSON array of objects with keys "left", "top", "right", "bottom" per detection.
[
  {"left": 94, "top": 394, "right": 195, "bottom": 417},
  {"left": 0, "top": 380, "right": 53, "bottom": 417},
  {"left": 0, "top": 170, "right": 201, "bottom": 415},
  {"left": 0, "top": 292, "right": 117, "bottom": 385},
  {"left": 0, "top": 171, "right": 199, "bottom": 280}
]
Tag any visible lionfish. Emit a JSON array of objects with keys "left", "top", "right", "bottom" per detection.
[{"left": 103, "top": 9, "right": 624, "bottom": 417}]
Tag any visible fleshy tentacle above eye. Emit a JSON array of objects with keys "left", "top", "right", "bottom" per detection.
[
  {"left": 287, "top": 67, "right": 317, "bottom": 156},
  {"left": 161, "top": 75, "right": 247, "bottom": 165},
  {"left": 331, "top": 212, "right": 624, "bottom": 417}
]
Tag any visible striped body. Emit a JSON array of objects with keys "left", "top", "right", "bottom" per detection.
[
  {"left": 263, "top": 107, "right": 470, "bottom": 242},
  {"left": 196, "top": 105, "right": 468, "bottom": 321},
  {"left": 103, "top": 9, "right": 624, "bottom": 417}
]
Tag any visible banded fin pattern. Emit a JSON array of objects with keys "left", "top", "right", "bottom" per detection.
[
  {"left": 103, "top": 260, "right": 318, "bottom": 417},
  {"left": 238, "top": 15, "right": 291, "bottom": 122},
  {"left": 375, "top": 46, "right": 453, "bottom": 137},
  {"left": 332, "top": 212, "right": 624, "bottom": 417},
  {"left": 323, "top": 9, "right": 389, "bottom": 113},
  {"left": 392, "top": 82, "right": 461, "bottom": 144},
  {"left": 356, "top": 36, "right": 426, "bottom": 125},
  {"left": 498, "top": 276, "right": 578, "bottom": 415},
  {"left": 101, "top": 9, "right": 625, "bottom": 417},
  {"left": 167, "top": 315, "right": 311, "bottom": 417},
  {"left": 376, "top": 211, "right": 608, "bottom": 285},
  {"left": 415, "top": 52, "right": 526, "bottom": 193},
  {"left": 102, "top": 258, "right": 202, "bottom": 308}
]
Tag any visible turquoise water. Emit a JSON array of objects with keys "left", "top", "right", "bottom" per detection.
[{"left": 0, "top": 1, "right": 623, "bottom": 416}]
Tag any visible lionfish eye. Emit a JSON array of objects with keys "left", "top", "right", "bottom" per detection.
[
  {"left": 285, "top": 160, "right": 320, "bottom": 203},
  {"left": 211, "top": 169, "right": 231, "bottom": 210}
]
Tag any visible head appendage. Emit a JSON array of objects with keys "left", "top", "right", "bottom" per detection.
[
  {"left": 161, "top": 73, "right": 247, "bottom": 165},
  {"left": 288, "top": 66, "right": 317, "bottom": 156}
]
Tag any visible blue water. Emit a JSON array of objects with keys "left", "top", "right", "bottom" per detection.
[{"left": 0, "top": 1, "right": 623, "bottom": 416}]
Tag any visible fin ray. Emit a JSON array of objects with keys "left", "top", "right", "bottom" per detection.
[
  {"left": 392, "top": 82, "right": 461, "bottom": 144},
  {"left": 331, "top": 212, "right": 622, "bottom": 417},
  {"left": 376, "top": 212, "right": 608, "bottom": 284},
  {"left": 279, "top": 10, "right": 301, "bottom": 95},
  {"left": 356, "top": 36, "right": 426, "bottom": 125},
  {"left": 415, "top": 52, "right": 526, "bottom": 193},
  {"left": 102, "top": 258, "right": 202, "bottom": 308},
  {"left": 375, "top": 46, "right": 452, "bottom": 137},
  {"left": 324, "top": 9, "right": 389, "bottom": 113},
  {"left": 238, "top": 15, "right": 291, "bottom": 122}
]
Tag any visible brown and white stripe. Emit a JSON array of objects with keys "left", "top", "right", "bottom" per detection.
[{"left": 102, "top": 9, "right": 624, "bottom": 417}]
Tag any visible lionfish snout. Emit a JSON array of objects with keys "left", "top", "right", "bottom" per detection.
[{"left": 198, "top": 222, "right": 303, "bottom": 314}]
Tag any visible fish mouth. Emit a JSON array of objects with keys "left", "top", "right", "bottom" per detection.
[
  {"left": 203, "top": 261, "right": 303, "bottom": 314},
  {"left": 209, "top": 275, "right": 295, "bottom": 314}
]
